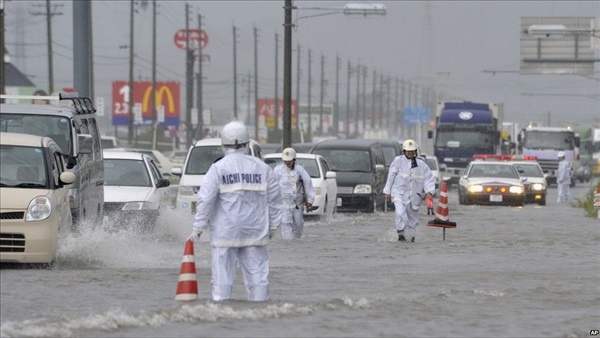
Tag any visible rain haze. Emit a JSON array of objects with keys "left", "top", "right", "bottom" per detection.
[{"left": 4, "top": 0, "right": 599, "bottom": 137}]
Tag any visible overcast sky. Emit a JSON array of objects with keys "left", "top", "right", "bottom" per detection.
[{"left": 5, "top": 1, "right": 600, "bottom": 131}]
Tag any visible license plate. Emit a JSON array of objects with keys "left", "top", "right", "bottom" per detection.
[
  {"left": 489, "top": 195, "right": 502, "bottom": 202},
  {"left": 337, "top": 198, "right": 342, "bottom": 207}
]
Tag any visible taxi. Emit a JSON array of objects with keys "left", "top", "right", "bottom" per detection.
[{"left": 458, "top": 155, "right": 526, "bottom": 207}]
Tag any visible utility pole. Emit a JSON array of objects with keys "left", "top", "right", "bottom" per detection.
[
  {"left": 32, "top": 1, "right": 63, "bottom": 94},
  {"left": 362, "top": 66, "right": 367, "bottom": 134},
  {"left": 319, "top": 53, "right": 325, "bottom": 135},
  {"left": 345, "top": 60, "right": 351, "bottom": 137},
  {"left": 254, "top": 25, "right": 259, "bottom": 140},
  {"left": 185, "top": 3, "right": 194, "bottom": 148},
  {"left": 355, "top": 63, "right": 360, "bottom": 136},
  {"left": 0, "top": 0, "right": 5, "bottom": 101},
  {"left": 233, "top": 24, "right": 238, "bottom": 120},
  {"left": 128, "top": 0, "right": 135, "bottom": 145},
  {"left": 307, "top": 48, "right": 312, "bottom": 140},
  {"left": 282, "top": 0, "right": 292, "bottom": 148},
  {"left": 394, "top": 77, "right": 399, "bottom": 138},
  {"left": 296, "top": 44, "right": 301, "bottom": 131},
  {"left": 274, "top": 32, "right": 279, "bottom": 133},
  {"left": 195, "top": 12, "right": 204, "bottom": 141},
  {"left": 371, "top": 69, "right": 376, "bottom": 129},
  {"left": 334, "top": 53, "right": 339, "bottom": 137},
  {"left": 151, "top": 0, "right": 157, "bottom": 149}
]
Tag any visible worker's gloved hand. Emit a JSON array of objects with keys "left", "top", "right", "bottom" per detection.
[
  {"left": 187, "top": 229, "right": 202, "bottom": 243},
  {"left": 269, "top": 228, "right": 277, "bottom": 239}
]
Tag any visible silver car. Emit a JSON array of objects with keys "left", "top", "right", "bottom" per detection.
[{"left": 103, "top": 150, "right": 172, "bottom": 232}]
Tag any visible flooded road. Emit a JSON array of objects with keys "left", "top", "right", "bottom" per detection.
[{"left": 1, "top": 182, "right": 599, "bottom": 337}]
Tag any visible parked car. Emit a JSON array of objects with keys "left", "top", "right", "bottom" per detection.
[
  {"left": 458, "top": 160, "right": 525, "bottom": 206},
  {"left": 0, "top": 133, "right": 76, "bottom": 265},
  {"left": 371, "top": 139, "right": 402, "bottom": 168},
  {"left": 511, "top": 160, "right": 547, "bottom": 205},
  {"left": 171, "top": 138, "right": 263, "bottom": 218},
  {"left": 100, "top": 135, "right": 120, "bottom": 149},
  {"left": 311, "top": 139, "right": 387, "bottom": 212},
  {"left": 110, "top": 148, "right": 174, "bottom": 178},
  {"left": 261, "top": 143, "right": 283, "bottom": 155},
  {"left": 263, "top": 153, "right": 338, "bottom": 217},
  {"left": 572, "top": 158, "right": 592, "bottom": 184},
  {"left": 0, "top": 93, "right": 104, "bottom": 228},
  {"left": 102, "top": 150, "right": 172, "bottom": 232},
  {"left": 421, "top": 154, "right": 445, "bottom": 194},
  {"left": 165, "top": 149, "right": 188, "bottom": 166}
]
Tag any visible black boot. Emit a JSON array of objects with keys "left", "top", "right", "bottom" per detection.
[
  {"left": 397, "top": 230, "right": 406, "bottom": 242},
  {"left": 410, "top": 237, "right": 415, "bottom": 243}
]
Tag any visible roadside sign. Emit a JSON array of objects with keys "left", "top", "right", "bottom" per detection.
[{"left": 173, "top": 29, "right": 209, "bottom": 50}]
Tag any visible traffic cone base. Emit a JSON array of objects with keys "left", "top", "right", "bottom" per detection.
[{"left": 175, "top": 240, "right": 199, "bottom": 301}]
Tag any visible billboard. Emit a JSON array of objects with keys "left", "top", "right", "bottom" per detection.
[
  {"left": 112, "top": 81, "right": 180, "bottom": 126},
  {"left": 257, "top": 98, "right": 298, "bottom": 128}
]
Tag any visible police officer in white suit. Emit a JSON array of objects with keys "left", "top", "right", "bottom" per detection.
[
  {"left": 273, "top": 147, "right": 315, "bottom": 240},
  {"left": 556, "top": 151, "right": 572, "bottom": 203},
  {"left": 188, "top": 121, "right": 282, "bottom": 301},
  {"left": 383, "top": 139, "right": 435, "bottom": 242}
]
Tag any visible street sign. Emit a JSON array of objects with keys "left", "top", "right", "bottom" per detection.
[{"left": 173, "top": 29, "right": 209, "bottom": 50}]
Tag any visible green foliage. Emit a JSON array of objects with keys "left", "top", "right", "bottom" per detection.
[{"left": 572, "top": 181, "right": 600, "bottom": 218}]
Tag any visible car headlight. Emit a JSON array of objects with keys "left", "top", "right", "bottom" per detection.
[
  {"left": 468, "top": 184, "right": 483, "bottom": 193},
  {"left": 26, "top": 196, "right": 52, "bottom": 221},
  {"left": 314, "top": 187, "right": 322, "bottom": 195},
  {"left": 531, "top": 183, "right": 545, "bottom": 191},
  {"left": 122, "top": 201, "right": 153, "bottom": 210},
  {"left": 354, "top": 184, "right": 372, "bottom": 194},
  {"left": 509, "top": 186, "right": 524, "bottom": 194},
  {"left": 179, "top": 185, "right": 196, "bottom": 196}
]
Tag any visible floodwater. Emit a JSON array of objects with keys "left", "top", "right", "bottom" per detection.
[{"left": 1, "top": 182, "right": 599, "bottom": 338}]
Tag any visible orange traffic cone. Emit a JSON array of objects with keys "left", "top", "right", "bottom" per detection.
[
  {"left": 175, "top": 240, "right": 198, "bottom": 301},
  {"left": 427, "top": 182, "right": 457, "bottom": 240}
]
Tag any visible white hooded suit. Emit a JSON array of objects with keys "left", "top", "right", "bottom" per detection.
[
  {"left": 193, "top": 148, "right": 282, "bottom": 301},
  {"left": 273, "top": 163, "right": 315, "bottom": 239},
  {"left": 383, "top": 155, "right": 435, "bottom": 238}
]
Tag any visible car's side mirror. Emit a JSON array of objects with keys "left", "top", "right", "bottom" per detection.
[
  {"left": 375, "top": 164, "right": 385, "bottom": 172},
  {"left": 439, "top": 163, "right": 447, "bottom": 172},
  {"left": 156, "top": 178, "right": 171, "bottom": 188},
  {"left": 171, "top": 167, "right": 182, "bottom": 177},
  {"left": 325, "top": 171, "right": 336, "bottom": 179},
  {"left": 77, "top": 134, "right": 93, "bottom": 154}
]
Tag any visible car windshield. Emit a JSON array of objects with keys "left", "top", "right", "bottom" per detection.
[
  {"left": 104, "top": 159, "right": 151, "bottom": 187},
  {"left": 0, "top": 145, "right": 48, "bottom": 188},
  {"left": 312, "top": 149, "right": 371, "bottom": 172},
  {"left": 263, "top": 157, "right": 320, "bottom": 178},
  {"left": 424, "top": 158, "right": 438, "bottom": 170},
  {"left": 381, "top": 146, "right": 398, "bottom": 166},
  {"left": 513, "top": 163, "right": 544, "bottom": 178},
  {"left": 0, "top": 114, "right": 72, "bottom": 155},
  {"left": 185, "top": 145, "right": 223, "bottom": 175},
  {"left": 468, "top": 163, "right": 519, "bottom": 179}
]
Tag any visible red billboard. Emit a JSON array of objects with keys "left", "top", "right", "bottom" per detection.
[
  {"left": 258, "top": 98, "right": 298, "bottom": 128},
  {"left": 112, "top": 81, "right": 180, "bottom": 126}
]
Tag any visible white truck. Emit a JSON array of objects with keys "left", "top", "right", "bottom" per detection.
[{"left": 517, "top": 125, "right": 580, "bottom": 186}]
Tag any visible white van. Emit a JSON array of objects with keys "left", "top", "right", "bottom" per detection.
[
  {"left": 1, "top": 93, "right": 104, "bottom": 228},
  {"left": 171, "top": 138, "right": 263, "bottom": 217}
]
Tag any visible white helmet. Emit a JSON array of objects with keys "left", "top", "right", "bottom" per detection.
[
  {"left": 557, "top": 151, "right": 565, "bottom": 158},
  {"left": 282, "top": 147, "right": 296, "bottom": 161},
  {"left": 402, "top": 139, "right": 418, "bottom": 151},
  {"left": 221, "top": 121, "right": 249, "bottom": 147}
]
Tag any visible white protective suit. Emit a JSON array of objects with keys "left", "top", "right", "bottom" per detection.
[
  {"left": 556, "top": 158, "right": 572, "bottom": 203},
  {"left": 193, "top": 148, "right": 282, "bottom": 301},
  {"left": 273, "top": 162, "right": 315, "bottom": 239},
  {"left": 383, "top": 155, "right": 435, "bottom": 239}
]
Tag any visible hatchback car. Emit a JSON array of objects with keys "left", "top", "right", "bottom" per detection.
[
  {"left": 311, "top": 139, "right": 387, "bottom": 212},
  {"left": 263, "top": 153, "right": 338, "bottom": 217},
  {"left": 103, "top": 150, "right": 172, "bottom": 232},
  {"left": 0, "top": 133, "right": 76, "bottom": 265},
  {"left": 171, "top": 138, "right": 263, "bottom": 218},
  {"left": 511, "top": 160, "right": 547, "bottom": 205},
  {"left": 458, "top": 160, "right": 525, "bottom": 206}
]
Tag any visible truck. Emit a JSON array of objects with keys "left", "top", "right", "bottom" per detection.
[
  {"left": 427, "top": 101, "right": 503, "bottom": 185},
  {"left": 516, "top": 125, "right": 579, "bottom": 186}
]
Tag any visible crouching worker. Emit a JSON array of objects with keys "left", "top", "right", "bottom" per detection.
[
  {"left": 187, "top": 121, "right": 282, "bottom": 301},
  {"left": 383, "top": 139, "right": 435, "bottom": 242},
  {"left": 273, "top": 147, "right": 315, "bottom": 240}
]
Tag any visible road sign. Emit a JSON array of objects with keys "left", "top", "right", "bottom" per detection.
[{"left": 173, "top": 29, "right": 209, "bottom": 50}]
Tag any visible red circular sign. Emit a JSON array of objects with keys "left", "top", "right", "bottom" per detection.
[{"left": 173, "top": 29, "right": 208, "bottom": 50}]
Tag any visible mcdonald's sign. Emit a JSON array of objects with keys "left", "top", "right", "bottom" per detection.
[
  {"left": 112, "top": 81, "right": 181, "bottom": 126},
  {"left": 257, "top": 98, "right": 298, "bottom": 129}
]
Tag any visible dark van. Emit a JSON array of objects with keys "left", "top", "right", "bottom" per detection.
[{"left": 311, "top": 139, "right": 387, "bottom": 212}]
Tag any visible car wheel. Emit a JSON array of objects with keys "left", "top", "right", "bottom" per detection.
[
  {"left": 539, "top": 198, "right": 546, "bottom": 206},
  {"left": 371, "top": 195, "right": 377, "bottom": 213}
]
